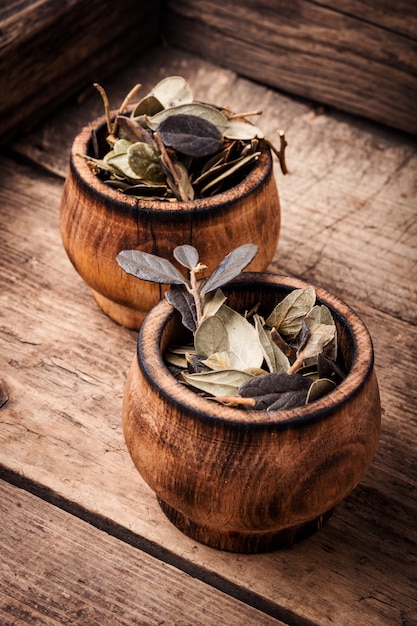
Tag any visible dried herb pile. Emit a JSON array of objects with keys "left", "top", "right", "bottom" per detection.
[
  {"left": 83, "top": 76, "right": 287, "bottom": 202},
  {"left": 117, "top": 244, "right": 346, "bottom": 411}
]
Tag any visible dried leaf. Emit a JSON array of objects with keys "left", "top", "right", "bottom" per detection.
[
  {"left": 107, "top": 152, "right": 142, "bottom": 180},
  {"left": 253, "top": 314, "right": 290, "bottom": 373},
  {"left": 127, "top": 142, "right": 165, "bottom": 182},
  {"left": 182, "top": 369, "right": 253, "bottom": 397},
  {"left": 165, "top": 285, "right": 197, "bottom": 332},
  {"left": 266, "top": 390, "right": 309, "bottom": 411},
  {"left": 238, "top": 371, "right": 311, "bottom": 397},
  {"left": 224, "top": 119, "right": 264, "bottom": 140},
  {"left": 147, "top": 103, "right": 229, "bottom": 134},
  {"left": 265, "top": 286, "right": 316, "bottom": 340},
  {"left": 296, "top": 318, "right": 336, "bottom": 362},
  {"left": 132, "top": 95, "right": 164, "bottom": 118},
  {"left": 150, "top": 76, "right": 193, "bottom": 109},
  {"left": 116, "top": 115, "right": 155, "bottom": 144},
  {"left": 116, "top": 250, "right": 188, "bottom": 285},
  {"left": 200, "top": 152, "right": 260, "bottom": 195},
  {"left": 306, "top": 378, "right": 336, "bottom": 403},
  {"left": 194, "top": 315, "right": 229, "bottom": 357},
  {"left": 200, "top": 243, "right": 258, "bottom": 294},
  {"left": 201, "top": 289, "right": 227, "bottom": 320},
  {"left": 173, "top": 245, "right": 199, "bottom": 270},
  {"left": 157, "top": 114, "right": 223, "bottom": 157},
  {"left": 216, "top": 305, "right": 264, "bottom": 370},
  {"left": 201, "top": 351, "right": 231, "bottom": 370}
]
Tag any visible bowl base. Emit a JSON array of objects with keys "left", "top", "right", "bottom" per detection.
[
  {"left": 158, "top": 499, "right": 334, "bottom": 553},
  {"left": 93, "top": 290, "right": 144, "bottom": 330}
]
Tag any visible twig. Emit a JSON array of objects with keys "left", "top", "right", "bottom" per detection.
[
  {"left": 266, "top": 131, "right": 288, "bottom": 175},
  {"left": 93, "top": 83, "right": 112, "bottom": 135},
  {"left": 153, "top": 132, "right": 189, "bottom": 202}
]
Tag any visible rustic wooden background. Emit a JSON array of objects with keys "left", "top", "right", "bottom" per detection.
[
  {"left": 1, "top": 0, "right": 417, "bottom": 145},
  {"left": 1, "top": 41, "right": 416, "bottom": 624}
]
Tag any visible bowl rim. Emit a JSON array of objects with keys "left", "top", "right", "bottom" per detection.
[
  {"left": 69, "top": 112, "right": 274, "bottom": 217},
  {"left": 136, "top": 272, "right": 375, "bottom": 429}
]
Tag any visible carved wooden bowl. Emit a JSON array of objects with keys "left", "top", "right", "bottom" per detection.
[
  {"left": 122, "top": 273, "right": 381, "bottom": 553},
  {"left": 60, "top": 114, "right": 280, "bottom": 329}
]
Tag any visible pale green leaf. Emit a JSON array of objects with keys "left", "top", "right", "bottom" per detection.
[
  {"left": 127, "top": 142, "right": 165, "bottom": 182},
  {"left": 216, "top": 305, "right": 264, "bottom": 370},
  {"left": 306, "top": 378, "right": 336, "bottom": 403},
  {"left": 224, "top": 119, "right": 264, "bottom": 140},
  {"left": 201, "top": 351, "right": 231, "bottom": 370},
  {"left": 201, "top": 289, "right": 227, "bottom": 321},
  {"left": 173, "top": 245, "right": 199, "bottom": 270},
  {"left": 194, "top": 315, "right": 229, "bottom": 357},
  {"left": 182, "top": 369, "right": 253, "bottom": 396},
  {"left": 150, "top": 76, "right": 193, "bottom": 109},
  {"left": 265, "top": 286, "right": 316, "bottom": 340}
]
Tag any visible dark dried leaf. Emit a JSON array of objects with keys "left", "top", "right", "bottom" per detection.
[
  {"left": 165, "top": 284, "right": 197, "bottom": 332},
  {"left": 157, "top": 114, "right": 223, "bottom": 157},
  {"left": 116, "top": 250, "right": 188, "bottom": 285},
  {"left": 200, "top": 243, "right": 258, "bottom": 295},
  {"left": 116, "top": 115, "right": 155, "bottom": 144},
  {"left": 266, "top": 390, "right": 309, "bottom": 411},
  {"left": 187, "top": 354, "right": 212, "bottom": 374},
  {"left": 238, "top": 371, "right": 311, "bottom": 397}
]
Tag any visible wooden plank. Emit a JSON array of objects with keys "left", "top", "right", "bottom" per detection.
[
  {"left": 0, "top": 480, "right": 285, "bottom": 626},
  {"left": 161, "top": 0, "right": 417, "bottom": 135},
  {"left": 0, "top": 0, "right": 160, "bottom": 145},
  {"left": 1, "top": 48, "right": 416, "bottom": 625}
]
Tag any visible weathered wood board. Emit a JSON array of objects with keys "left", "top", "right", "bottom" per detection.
[
  {"left": 1, "top": 45, "right": 416, "bottom": 625},
  {"left": 0, "top": 480, "right": 286, "bottom": 626},
  {"left": 0, "top": 0, "right": 160, "bottom": 145},
  {"left": 162, "top": 0, "right": 417, "bottom": 135}
]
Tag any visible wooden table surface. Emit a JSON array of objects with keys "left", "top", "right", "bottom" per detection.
[{"left": 1, "top": 44, "right": 416, "bottom": 626}]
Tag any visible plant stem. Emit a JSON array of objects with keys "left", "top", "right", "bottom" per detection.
[
  {"left": 154, "top": 132, "right": 189, "bottom": 201},
  {"left": 93, "top": 83, "right": 112, "bottom": 135},
  {"left": 266, "top": 131, "right": 288, "bottom": 175},
  {"left": 188, "top": 268, "right": 203, "bottom": 325}
]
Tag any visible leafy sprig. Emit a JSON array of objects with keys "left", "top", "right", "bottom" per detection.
[
  {"left": 82, "top": 76, "right": 288, "bottom": 202},
  {"left": 117, "top": 244, "right": 345, "bottom": 411}
]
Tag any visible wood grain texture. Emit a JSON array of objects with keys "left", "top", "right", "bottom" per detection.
[
  {"left": 0, "top": 0, "right": 160, "bottom": 145},
  {"left": 0, "top": 480, "right": 286, "bottom": 626},
  {"left": 161, "top": 0, "right": 417, "bottom": 135},
  {"left": 1, "top": 46, "right": 416, "bottom": 625}
]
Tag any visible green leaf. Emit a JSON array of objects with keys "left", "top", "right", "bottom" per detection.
[
  {"left": 150, "top": 76, "right": 193, "bottom": 109},
  {"left": 200, "top": 243, "right": 258, "bottom": 294},
  {"left": 116, "top": 250, "right": 189, "bottom": 285},
  {"left": 194, "top": 315, "right": 229, "bottom": 357},
  {"left": 173, "top": 245, "right": 199, "bottom": 270},
  {"left": 182, "top": 369, "right": 253, "bottom": 397},
  {"left": 253, "top": 315, "right": 290, "bottom": 373},
  {"left": 265, "top": 286, "right": 316, "bottom": 340},
  {"left": 201, "top": 289, "right": 227, "bottom": 320},
  {"left": 106, "top": 153, "right": 142, "bottom": 181},
  {"left": 216, "top": 305, "right": 264, "bottom": 370},
  {"left": 127, "top": 142, "right": 165, "bottom": 182},
  {"left": 147, "top": 103, "right": 229, "bottom": 134},
  {"left": 157, "top": 114, "right": 223, "bottom": 157},
  {"left": 224, "top": 119, "right": 264, "bottom": 140}
]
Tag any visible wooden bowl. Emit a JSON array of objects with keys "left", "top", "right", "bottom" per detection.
[
  {"left": 60, "top": 114, "right": 280, "bottom": 329},
  {"left": 122, "top": 273, "right": 381, "bottom": 553}
]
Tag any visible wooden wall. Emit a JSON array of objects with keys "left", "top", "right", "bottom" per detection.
[
  {"left": 1, "top": 0, "right": 416, "bottom": 144},
  {"left": 0, "top": 0, "right": 160, "bottom": 145},
  {"left": 161, "top": 0, "right": 417, "bottom": 135}
]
